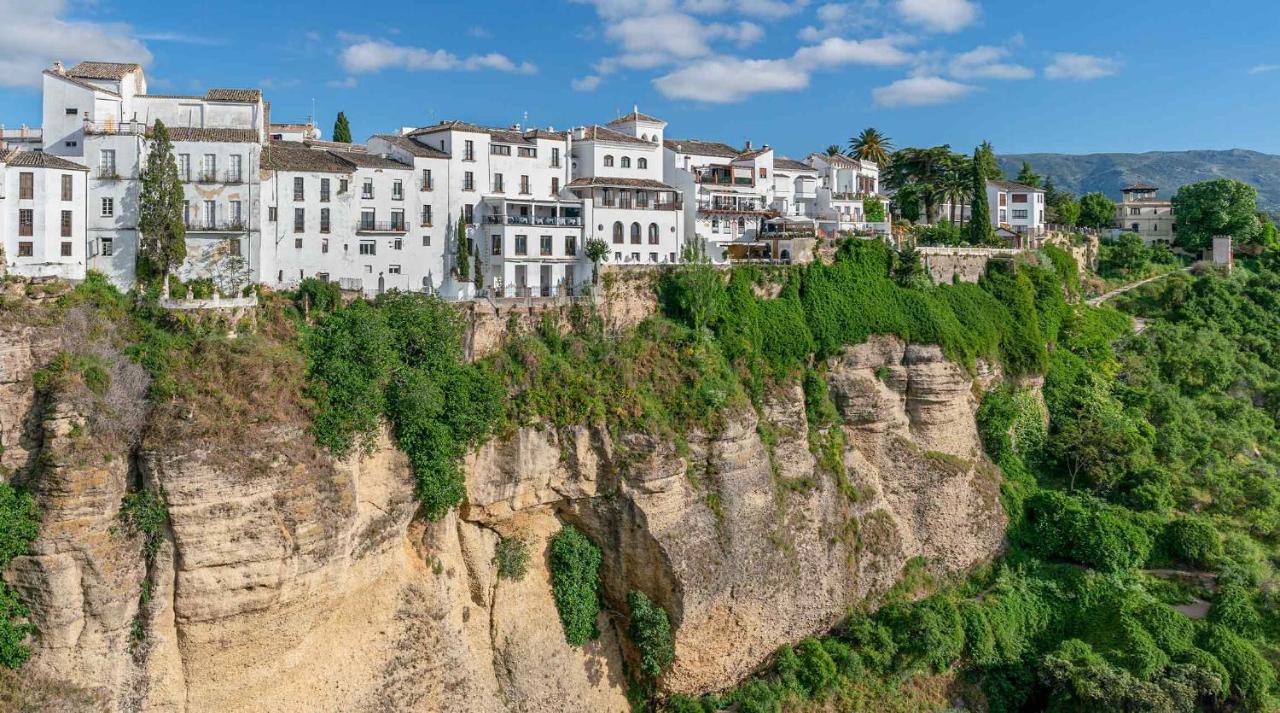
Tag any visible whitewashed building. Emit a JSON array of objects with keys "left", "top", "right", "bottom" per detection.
[
  {"left": 1116, "top": 183, "right": 1176, "bottom": 245},
  {"left": 569, "top": 111, "right": 683, "bottom": 270},
  {"left": 805, "top": 153, "right": 890, "bottom": 237},
  {"left": 1, "top": 150, "right": 89, "bottom": 279},
  {"left": 664, "top": 138, "right": 780, "bottom": 262},
  {"left": 988, "top": 179, "right": 1045, "bottom": 239}
]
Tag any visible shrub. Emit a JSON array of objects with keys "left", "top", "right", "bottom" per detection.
[
  {"left": 1199, "top": 625, "right": 1275, "bottom": 710},
  {"left": 1162, "top": 517, "right": 1222, "bottom": 569},
  {"left": 549, "top": 525, "right": 602, "bottom": 646},
  {"left": 496, "top": 536, "right": 530, "bottom": 581},
  {"left": 628, "top": 590, "right": 675, "bottom": 680},
  {"left": 731, "top": 678, "right": 779, "bottom": 713},
  {"left": 0, "top": 484, "right": 39, "bottom": 564},
  {"left": 0, "top": 588, "right": 33, "bottom": 669},
  {"left": 663, "top": 694, "right": 709, "bottom": 713},
  {"left": 296, "top": 277, "right": 343, "bottom": 314},
  {"left": 1208, "top": 585, "right": 1261, "bottom": 635},
  {"left": 838, "top": 614, "right": 897, "bottom": 673},
  {"left": 793, "top": 637, "right": 838, "bottom": 695},
  {"left": 118, "top": 489, "right": 168, "bottom": 560},
  {"left": 1023, "top": 492, "right": 1152, "bottom": 572},
  {"left": 877, "top": 594, "right": 965, "bottom": 673}
]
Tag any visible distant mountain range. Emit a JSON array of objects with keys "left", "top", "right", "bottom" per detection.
[{"left": 997, "top": 149, "right": 1280, "bottom": 212}]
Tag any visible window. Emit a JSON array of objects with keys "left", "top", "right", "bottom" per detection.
[
  {"left": 1012, "top": 209, "right": 1028, "bottom": 220},
  {"left": 17, "top": 242, "right": 33, "bottom": 257},
  {"left": 229, "top": 201, "right": 242, "bottom": 227},
  {"left": 392, "top": 179, "right": 403, "bottom": 200},
  {"left": 638, "top": 158, "right": 648, "bottom": 170},
  {"left": 19, "top": 172, "right": 32, "bottom": 199},
  {"left": 339, "top": 179, "right": 349, "bottom": 194},
  {"left": 229, "top": 239, "right": 242, "bottom": 257},
  {"left": 515, "top": 235, "right": 528, "bottom": 255},
  {"left": 362, "top": 179, "right": 374, "bottom": 199},
  {"left": 65, "top": 107, "right": 77, "bottom": 115},
  {"left": 99, "top": 149, "right": 116, "bottom": 178},
  {"left": 61, "top": 174, "right": 73, "bottom": 201},
  {"left": 203, "top": 200, "right": 216, "bottom": 227},
  {"left": 621, "top": 157, "right": 631, "bottom": 168},
  {"left": 391, "top": 209, "right": 405, "bottom": 230},
  {"left": 518, "top": 146, "right": 536, "bottom": 158},
  {"left": 61, "top": 211, "right": 72, "bottom": 237},
  {"left": 464, "top": 172, "right": 475, "bottom": 191},
  {"left": 101, "top": 238, "right": 113, "bottom": 256},
  {"left": 551, "top": 147, "right": 560, "bottom": 167},
  {"left": 540, "top": 235, "right": 552, "bottom": 256},
  {"left": 322, "top": 239, "right": 329, "bottom": 254},
  {"left": 294, "top": 208, "right": 305, "bottom": 232},
  {"left": 101, "top": 197, "right": 114, "bottom": 217},
  {"left": 422, "top": 235, "right": 431, "bottom": 247},
  {"left": 648, "top": 223, "right": 659, "bottom": 244},
  {"left": 1012, "top": 194, "right": 1028, "bottom": 204},
  {"left": 295, "top": 238, "right": 303, "bottom": 249},
  {"left": 361, "top": 210, "right": 375, "bottom": 230},
  {"left": 268, "top": 206, "right": 277, "bottom": 222},
  {"left": 551, "top": 177, "right": 559, "bottom": 194},
  {"left": 649, "top": 252, "right": 658, "bottom": 263},
  {"left": 631, "top": 222, "right": 641, "bottom": 244},
  {"left": 636, "top": 191, "right": 649, "bottom": 208},
  {"left": 178, "top": 154, "right": 190, "bottom": 181},
  {"left": 320, "top": 208, "right": 330, "bottom": 233},
  {"left": 464, "top": 140, "right": 475, "bottom": 160},
  {"left": 998, "top": 193, "right": 1007, "bottom": 207},
  {"left": 320, "top": 178, "right": 330, "bottom": 202},
  {"left": 604, "top": 155, "right": 615, "bottom": 167},
  {"left": 565, "top": 235, "right": 577, "bottom": 254},
  {"left": 421, "top": 205, "right": 432, "bottom": 226},
  {"left": 201, "top": 154, "right": 216, "bottom": 181},
  {"left": 65, "top": 141, "right": 77, "bottom": 148},
  {"left": 229, "top": 155, "right": 242, "bottom": 183},
  {"left": 494, "top": 173, "right": 504, "bottom": 192},
  {"left": 491, "top": 235, "right": 502, "bottom": 255},
  {"left": 1130, "top": 207, "right": 1140, "bottom": 216},
  {"left": 602, "top": 188, "right": 614, "bottom": 207},
  {"left": 294, "top": 177, "right": 305, "bottom": 201},
  {"left": 421, "top": 169, "right": 432, "bottom": 191},
  {"left": 520, "top": 175, "right": 530, "bottom": 194},
  {"left": 491, "top": 144, "right": 511, "bottom": 156},
  {"left": 359, "top": 241, "right": 376, "bottom": 255},
  {"left": 393, "top": 238, "right": 403, "bottom": 250},
  {"left": 388, "top": 265, "right": 402, "bottom": 274},
  {"left": 612, "top": 221, "right": 623, "bottom": 244},
  {"left": 464, "top": 204, "right": 474, "bottom": 224},
  {"left": 631, "top": 252, "right": 640, "bottom": 262},
  {"left": 54, "top": 240, "right": 68, "bottom": 257},
  {"left": 759, "top": 167, "right": 767, "bottom": 179}
]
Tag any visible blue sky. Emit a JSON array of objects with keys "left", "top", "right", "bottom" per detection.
[{"left": 4, "top": 0, "right": 1280, "bottom": 158}]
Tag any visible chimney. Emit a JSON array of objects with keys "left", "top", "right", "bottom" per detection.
[
  {"left": 52, "top": 60, "right": 64, "bottom": 75},
  {"left": 744, "top": 140, "right": 753, "bottom": 151}
]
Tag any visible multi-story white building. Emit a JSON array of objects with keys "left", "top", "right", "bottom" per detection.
[
  {"left": 569, "top": 111, "right": 683, "bottom": 269},
  {"left": 1, "top": 149, "right": 89, "bottom": 279},
  {"left": 805, "top": 153, "right": 890, "bottom": 237},
  {"left": 988, "top": 179, "right": 1045, "bottom": 239},
  {"left": 39, "top": 61, "right": 266, "bottom": 290},
  {"left": 772, "top": 158, "right": 820, "bottom": 220},
  {"left": 1116, "top": 183, "right": 1176, "bottom": 245},
  {"left": 664, "top": 138, "right": 781, "bottom": 262}
]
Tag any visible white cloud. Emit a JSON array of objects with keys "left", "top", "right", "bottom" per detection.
[
  {"left": 608, "top": 12, "right": 714, "bottom": 63},
  {"left": 338, "top": 38, "right": 535, "bottom": 75},
  {"left": 949, "top": 46, "right": 1032, "bottom": 80},
  {"left": 0, "top": 0, "right": 152, "bottom": 89},
  {"left": 872, "top": 75, "right": 974, "bottom": 106},
  {"left": 798, "top": 1, "right": 885, "bottom": 41},
  {"left": 712, "top": 20, "right": 765, "bottom": 46},
  {"left": 654, "top": 56, "right": 808, "bottom": 102},
  {"left": 1044, "top": 53, "right": 1120, "bottom": 80},
  {"left": 326, "top": 77, "right": 357, "bottom": 88},
  {"left": 135, "top": 32, "right": 224, "bottom": 46},
  {"left": 1248, "top": 64, "right": 1279, "bottom": 75},
  {"left": 895, "top": 0, "right": 977, "bottom": 33},
  {"left": 792, "top": 35, "right": 913, "bottom": 69},
  {"left": 734, "top": 0, "right": 811, "bottom": 18},
  {"left": 572, "top": 74, "right": 603, "bottom": 91}
]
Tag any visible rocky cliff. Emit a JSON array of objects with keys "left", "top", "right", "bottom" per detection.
[{"left": 3, "top": 305, "right": 1006, "bottom": 711}]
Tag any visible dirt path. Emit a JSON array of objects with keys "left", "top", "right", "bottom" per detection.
[{"left": 1086, "top": 267, "right": 1191, "bottom": 307}]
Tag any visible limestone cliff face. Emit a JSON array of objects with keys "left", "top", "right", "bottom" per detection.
[{"left": 4, "top": 324, "right": 1006, "bottom": 711}]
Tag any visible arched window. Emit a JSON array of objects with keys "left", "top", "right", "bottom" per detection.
[
  {"left": 621, "top": 156, "right": 631, "bottom": 168},
  {"left": 648, "top": 223, "right": 659, "bottom": 244},
  {"left": 641, "top": 134, "right": 649, "bottom": 142},
  {"left": 604, "top": 155, "right": 615, "bottom": 167},
  {"left": 631, "top": 222, "right": 641, "bottom": 244},
  {"left": 613, "top": 221, "right": 624, "bottom": 244},
  {"left": 637, "top": 158, "right": 648, "bottom": 170}
]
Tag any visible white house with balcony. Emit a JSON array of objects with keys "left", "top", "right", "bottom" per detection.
[
  {"left": 805, "top": 153, "right": 890, "bottom": 237},
  {"left": 664, "top": 138, "right": 783, "bottom": 262},
  {"left": 1, "top": 149, "right": 89, "bottom": 280},
  {"left": 987, "top": 179, "right": 1045, "bottom": 242},
  {"left": 569, "top": 110, "right": 683, "bottom": 271}
]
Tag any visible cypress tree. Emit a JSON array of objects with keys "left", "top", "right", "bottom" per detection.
[
  {"left": 332, "top": 112, "right": 352, "bottom": 143},
  {"left": 966, "top": 147, "right": 994, "bottom": 245},
  {"left": 137, "top": 120, "right": 187, "bottom": 285},
  {"left": 473, "top": 248, "right": 482, "bottom": 291},
  {"left": 456, "top": 209, "right": 469, "bottom": 280}
]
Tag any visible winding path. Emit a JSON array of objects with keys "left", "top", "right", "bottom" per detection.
[{"left": 1086, "top": 267, "right": 1192, "bottom": 307}]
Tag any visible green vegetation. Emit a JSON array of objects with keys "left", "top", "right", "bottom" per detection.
[
  {"left": 496, "top": 535, "right": 530, "bottom": 581},
  {"left": 1172, "top": 178, "right": 1262, "bottom": 251},
  {"left": 331, "top": 111, "right": 352, "bottom": 143},
  {"left": 1097, "top": 232, "right": 1183, "bottom": 283},
  {"left": 137, "top": 120, "right": 188, "bottom": 285},
  {"left": 1077, "top": 192, "right": 1117, "bottom": 229},
  {"left": 549, "top": 524, "right": 602, "bottom": 646},
  {"left": 967, "top": 147, "right": 994, "bottom": 245},
  {"left": 847, "top": 128, "right": 893, "bottom": 165},
  {"left": 119, "top": 489, "right": 168, "bottom": 560},
  {"left": 0, "top": 484, "right": 39, "bottom": 668},
  {"left": 628, "top": 590, "right": 675, "bottom": 680}
]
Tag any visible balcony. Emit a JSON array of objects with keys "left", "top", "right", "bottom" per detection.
[
  {"left": 483, "top": 215, "right": 583, "bottom": 227},
  {"left": 356, "top": 220, "right": 407, "bottom": 234},
  {"left": 185, "top": 219, "right": 247, "bottom": 233},
  {"left": 196, "top": 170, "right": 220, "bottom": 184},
  {"left": 831, "top": 192, "right": 875, "bottom": 202},
  {"left": 96, "top": 167, "right": 123, "bottom": 180},
  {"left": 83, "top": 119, "right": 144, "bottom": 136},
  {"left": 698, "top": 200, "right": 768, "bottom": 214}
]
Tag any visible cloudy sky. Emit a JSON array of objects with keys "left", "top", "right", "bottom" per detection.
[{"left": 2, "top": 0, "right": 1279, "bottom": 157}]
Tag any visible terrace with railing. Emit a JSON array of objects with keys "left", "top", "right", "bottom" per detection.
[
  {"left": 83, "top": 119, "right": 145, "bottom": 136},
  {"left": 185, "top": 218, "right": 247, "bottom": 232},
  {"left": 483, "top": 215, "right": 583, "bottom": 227},
  {"left": 356, "top": 220, "right": 407, "bottom": 234}
]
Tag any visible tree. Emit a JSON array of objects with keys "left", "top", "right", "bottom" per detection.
[
  {"left": 848, "top": 127, "right": 893, "bottom": 166},
  {"left": 975, "top": 141, "right": 1001, "bottom": 180},
  {"left": 884, "top": 146, "right": 956, "bottom": 224},
  {"left": 673, "top": 240, "right": 722, "bottom": 342},
  {"left": 966, "top": 147, "right": 994, "bottom": 245},
  {"left": 1016, "top": 161, "right": 1042, "bottom": 188},
  {"left": 137, "top": 120, "right": 188, "bottom": 285},
  {"left": 1172, "top": 179, "right": 1262, "bottom": 251},
  {"left": 1056, "top": 198, "right": 1082, "bottom": 227},
  {"left": 332, "top": 112, "right": 352, "bottom": 143},
  {"left": 627, "top": 590, "right": 675, "bottom": 680},
  {"left": 824, "top": 144, "right": 844, "bottom": 156},
  {"left": 455, "top": 209, "right": 469, "bottom": 280},
  {"left": 472, "top": 246, "right": 482, "bottom": 291},
  {"left": 939, "top": 155, "right": 973, "bottom": 226},
  {"left": 1078, "top": 192, "right": 1117, "bottom": 229},
  {"left": 585, "top": 237, "right": 609, "bottom": 285},
  {"left": 1108, "top": 233, "right": 1149, "bottom": 274}
]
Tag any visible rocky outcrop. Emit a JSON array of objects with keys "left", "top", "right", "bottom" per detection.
[{"left": 6, "top": 320, "right": 1006, "bottom": 710}]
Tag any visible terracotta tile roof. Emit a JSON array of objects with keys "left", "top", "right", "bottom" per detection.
[
  {"left": 567, "top": 176, "right": 676, "bottom": 190},
  {"left": 149, "top": 126, "right": 259, "bottom": 143},
  {"left": 664, "top": 138, "right": 741, "bottom": 159},
  {"left": 775, "top": 157, "right": 817, "bottom": 173},
  {"left": 302, "top": 139, "right": 367, "bottom": 152},
  {"left": 1123, "top": 182, "right": 1158, "bottom": 192},
  {"left": 2, "top": 150, "right": 89, "bottom": 171},
  {"left": 812, "top": 152, "right": 862, "bottom": 168},
  {"left": 43, "top": 71, "right": 121, "bottom": 97},
  {"left": 607, "top": 109, "right": 666, "bottom": 126},
  {"left": 578, "top": 125, "right": 654, "bottom": 146},
  {"left": 66, "top": 61, "right": 141, "bottom": 80},
  {"left": 522, "top": 128, "right": 568, "bottom": 141},
  {"left": 407, "top": 120, "right": 492, "bottom": 137},
  {"left": 407, "top": 120, "right": 565, "bottom": 145},
  {"left": 735, "top": 147, "right": 772, "bottom": 161},
  {"left": 271, "top": 123, "right": 315, "bottom": 131},
  {"left": 372, "top": 134, "right": 450, "bottom": 159},
  {"left": 206, "top": 88, "right": 261, "bottom": 103},
  {"left": 260, "top": 143, "right": 352, "bottom": 173},
  {"left": 989, "top": 179, "right": 1043, "bottom": 193},
  {"left": 329, "top": 149, "right": 412, "bottom": 170}
]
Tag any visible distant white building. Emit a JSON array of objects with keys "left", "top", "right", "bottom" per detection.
[
  {"left": 987, "top": 179, "right": 1045, "bottom": 239},
  {"left": 1116, "top": 183, "right": 1176, "bottom": 245},
  {"left": 1, "top": 149, "right": 89, "bottom": 280},
  {"left": 663, "top": 138, "right": 779, "bottom": 262},
  {"left": 804, "top": 153, "right": 890, "bottom": 237},
  {"left": 268, "top": 122, "right": 320, "bottom": 142}
]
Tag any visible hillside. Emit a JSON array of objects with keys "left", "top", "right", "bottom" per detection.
[{"left": 999, "top": 149, "right": 1280, "bottom": 210}]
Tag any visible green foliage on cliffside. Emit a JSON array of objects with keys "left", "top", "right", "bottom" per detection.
[
  {"left": 0, "top": 483, "right": 38, "bottom": 669},
  {"left": 549, "top": 524, "right": 603, "bottom": 647}
]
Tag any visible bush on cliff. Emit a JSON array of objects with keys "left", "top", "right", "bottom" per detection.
[{"left": 549, "top": 524, "right": 603, "bottom": 646}]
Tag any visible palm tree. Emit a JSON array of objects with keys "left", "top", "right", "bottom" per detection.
[
  {"left": 824, "top": 144, "right": 844, "bottom": 157},
  {"left": 883, "top": 146, "right": 954, "bottom": 224},
  {"left": 940, "top": 155, "right": 973, "bottom": 226},
  {"left": 848, "top": 128, "right": 893, "bottom": 166}
]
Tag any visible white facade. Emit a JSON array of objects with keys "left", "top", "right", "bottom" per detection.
[
  {"left": 1117, "top": 184, "right": 1176, "bottom": 245},
  {"left": 988, "top": 180, "right": 1045, "bottom": 237},
  {"left": 664, "top": 138, "right": 779, "bottom": 262},
  {"left": 1, "top": 150, "right": 89, "bottom": 279},
  {"left": 804, "top": 153, "right": 890, "bottom": 237}
]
